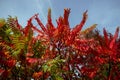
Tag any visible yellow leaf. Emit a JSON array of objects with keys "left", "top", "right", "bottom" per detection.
[
  {"left": 80, "top": 24, "right": 97, "bottom": 35},
  {"left": 0, "top": 18, "right": 6, "bottom": 27}
]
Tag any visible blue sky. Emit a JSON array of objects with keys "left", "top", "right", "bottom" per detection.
[{"left": 0, "top": 0, "right": 120, "bottom": 33}]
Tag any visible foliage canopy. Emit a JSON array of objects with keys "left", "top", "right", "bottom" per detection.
[{"left": 0, "top": 9, "right": 120, "bottom": 80}]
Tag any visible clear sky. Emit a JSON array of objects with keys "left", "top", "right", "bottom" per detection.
[{"left": 0, "top": 0, "right": 120, "bottom": 33}]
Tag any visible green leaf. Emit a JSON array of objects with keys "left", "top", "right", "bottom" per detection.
[
  {"left": 53, "top": 74, "right": 64, "bottom": 80},
  {"left": 43, "top": 65, "right": 49, "bottom": 72}
]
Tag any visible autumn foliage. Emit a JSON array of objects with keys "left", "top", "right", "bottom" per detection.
[{"left": 0, "top": 9, "right": 120, "bottom": 80}]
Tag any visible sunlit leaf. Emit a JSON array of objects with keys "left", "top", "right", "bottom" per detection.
[{"left": 80, "top": 24, "right": 97, "bottom": 35}]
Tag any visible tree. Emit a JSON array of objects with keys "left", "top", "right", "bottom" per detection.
[{"left": 0, "top": 9, "right": 120, "bottom": 80}]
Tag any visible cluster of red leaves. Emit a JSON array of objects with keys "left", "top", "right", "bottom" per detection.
[
  {"left": 0, "top": 8, "right": 120, "bottom": 80},
  {"left": 0, "top": 43, "right": 16, "bottom": 79}
]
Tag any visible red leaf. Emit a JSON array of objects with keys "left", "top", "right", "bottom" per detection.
[
  {"left": 26, "top": 57, "right": 38, "bottom": 64},
  {"left": 69, "top": 10, "right": 88, "bottom": 44},
  {"left": 23, "top": 14, "right": 37, "bottom": 36},
  {"left": 0, "top": 69, "right": 5, "bottom": 75},
  {"left": 31, "top": 25, "right": 44, "bottom": 35},
  {"left": 6, "top": 60, "right": 16, "bottom": 68},
  {"left": 46, "top": 9, "right": 56, "bottom": 38},
  {"left": 64, "top": 8, "right": 70, "bottom": 26},
  {"left": 47, "top": 8, "right": 55, "bottom": 30},
  {"left": 33, "top": 71, "right": 43, "bottom": 79},
  {"left": 109, "top": 27, "right": 119, "bottom": 49},
  {"left": 103, "top": 28, "right": 109, "bottom": 46},
  {"left": 26, "top": 53, "right": 34, "bottom": 57},
  {"left": 71, "top": 10, "right": 88, "bottom": 36},
  {"left": 35, "top": 14, "right": 47, "bottom": 33},
  {"left": 89, "top": 71, "right": 96, "bottom": 78},
  {"left": 2, "top": 70, "right": 10, "bottom": 78}
]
